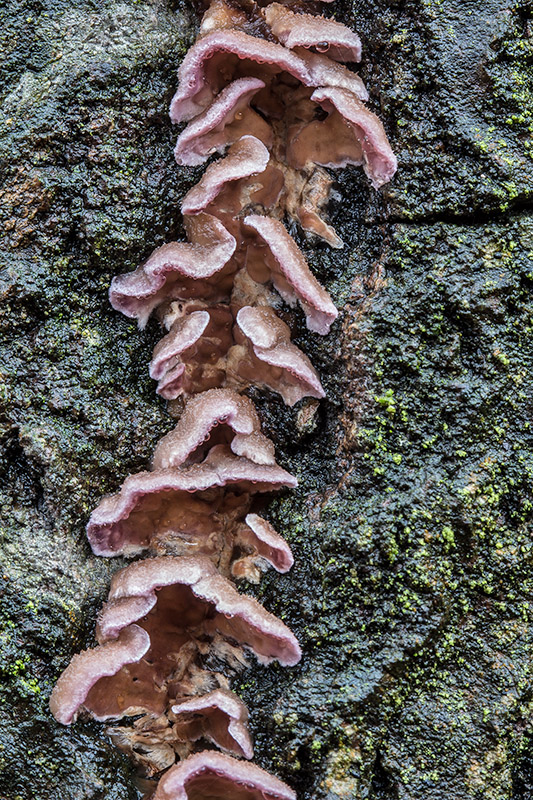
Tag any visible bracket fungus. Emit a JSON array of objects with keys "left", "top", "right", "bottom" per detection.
[
  {"left": 262, "top": 3, "right": 362, "bottom": 63},
  {"left": 153, "top": 751, "right": 297, "bottom": 800},
  {"left": 232, "top": 512, "right": 294, "bottom": 582},
  {"left": 148, "top": 308, "right": 232, "bottom": 400},
  {"left": 109, "top": 214, "right": 236, "bottom": 327},
  {"left": 151, "top": 389, "right": 276, "bottom": 469},
  {"left": 148, "top": 304, "right": 325, "bottom": 404},
  {"left": 181, "top": 135, "right": 271, "bottom": 215},
  {"left": 52, "top": 0, "right": 397, "bottom": 792},
  {"left": 171, "top": 688, "right": 253, "bottom": 759},
  {"left": 49, "top": 625, "right": 151, "bottom": 725},
  {"left": 98, "top": 555, "right": 301, "bottom": 666},
  {"left": 309, "top": 86, "right": 399, "bottom": 187},
  {"left": 86, "top": 444, "right": 296, "bottom": 559},
  {"left": 169, "top": 31, "right": 312, "bottom": 124},
  {"left": 243, "top": 214, "right": 338, "bottom": 334},
  {"left": 233, "top": 305, "right": 325, "bottom": 405},
  {"left": 174, "top": 79, "right": 272, "bottom": 167},
  {"left": 51, "top": 556, "right": 300, "bottom": 728}
]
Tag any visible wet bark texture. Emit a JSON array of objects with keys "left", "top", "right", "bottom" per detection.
[{"left": 1, "top": 0, "right": 533, "bottom": 798}]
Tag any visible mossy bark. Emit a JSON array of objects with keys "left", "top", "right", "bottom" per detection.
[{"left": 1, "top": 1, "right": 532, "bottom": 799}]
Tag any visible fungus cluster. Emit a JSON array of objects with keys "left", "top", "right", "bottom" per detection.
[{"left": 50, "top": 1, "right": 396, "bottom": 797}]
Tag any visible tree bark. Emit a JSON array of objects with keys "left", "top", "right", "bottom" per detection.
[{"left": 1, "top": 0, "right": 532, "bottom": 798}]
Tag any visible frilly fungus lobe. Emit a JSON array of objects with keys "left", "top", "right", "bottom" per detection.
[
  {"left": 171, "top": 688, "right": 254, "bottom": 759},
  {"left": 154, "top": 751, "right": 297, "bottom": 800},
  {"left": 51, "top": 0, "right": 397, "bottom": 795}
]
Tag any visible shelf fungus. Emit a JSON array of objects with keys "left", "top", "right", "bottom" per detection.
[
  {"left": 180, "top": 135, "right": 271, "bottom": 215},
  {"left": 308, "top": 86, "right": 398, "bottom": 187},
  {"left": 153, "top": 751, "right": 297, "bottom": 800},
  {"left": 151, "top": 389, "right": 276, "bottom": 468},
  {"left": 171, "top": 689, "right": 253, "bottom": 759},
  {"left": 87, "top": 444, "right": 296, "bottom": 560},
  {"left": 174, "top": 80, "right": 273, "bottom": 167},
  {"left": 148, "top": 303, "right": 325, "bottom": 404},
  {"left": 109, "top": 214, "right": 237, "bottom": 327},
  {"left": 51, "top": 0, "right": 397, "bottom": 793},
  {"left": 262, "top": 3, "right": 362, "bottom": 63},
  {"left": 50, "top": 625, "right": 151, "bottom": 725},
  {"left": 243, "top": 214, "right": 338, "bottom": 334},
  {"left": 51, "top": 557, "right": 300, "bottom": 720}
]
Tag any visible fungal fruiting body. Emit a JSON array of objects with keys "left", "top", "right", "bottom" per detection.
[{"left": 50, "top": 1, "right": 396, "bottom": 796}]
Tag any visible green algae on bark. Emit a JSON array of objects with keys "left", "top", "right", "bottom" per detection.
[{"left": 237, "top": 216, "right": 533, "bottom": 800}]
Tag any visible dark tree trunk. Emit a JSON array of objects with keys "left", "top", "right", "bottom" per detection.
[{"left": 1, "top": 1, "right": 532, "bottom": 798}]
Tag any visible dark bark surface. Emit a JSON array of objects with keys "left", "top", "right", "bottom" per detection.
[{"left": 1, "top": 1, "right": 532, "bottom": 798}]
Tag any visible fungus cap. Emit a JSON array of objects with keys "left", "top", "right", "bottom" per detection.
[
  {"left": 171, "top": 688, "right": 253, "bottom": 759},
  {"left": 98, "top": 555, "right": 302, "bottom": 667},
  {"left": 310, "top": 86, "right": 398, "bottom": 187},
  {"left": 153, "top": 751, "right": 296, "bottom": 800},
  {"left": 149, "top": 306, "right": 234, "bottom": 400},
  {"left": 151, "top": 388, "right": 276, "bottom": 468},
  {"left": 264, "top": 3, "right": 362, "bottom": 63},
  {"left": 87, "top": 446, "right": 297, "bottom": 558},
  {"left": 232, "top": 513, "right": 294, "bottom": 582},
  {"left": 169, "top": 30, "right": 311, "bottom": 123},
  {"left": 49, "top": 625, "right": 151, "bottom": 725},
  {"left": 244, "top": 214, "right": 338, "bottom": 334},
  {"left": 235, "top": 305, "right": 325, "bottom": 405},
  {"left": 109, "top": 214, "right": 236, "bottom": 327},
  {"left": 181, "top": 135, "right": 271, "bottom": 214},
  {"left": 174, "top": 78, "right": 271, "bottom": 167}
]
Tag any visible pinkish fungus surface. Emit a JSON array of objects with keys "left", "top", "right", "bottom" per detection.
[
  {"left": 171, "top": 688, "right": 253, "bottom": 759},
  {"left": 49, "top": 625, "right": 151, "bottom": 724},
  {"left": 244, "top": 214, "right": 338, "bottom": 334},
  {"left": 87, "top": 445, "right": 296, "bottom": 558},
  {"left": 109, "top": 214, "right": 236, "bottom": 327},
  {"left": 149, "top": 306, "right": 234, "bottom": 400},
  {"left": 181, "top": 135, "right": 271, "bottom": 215},
  {"left": 52, "top": 556, "right": 300, "bottom": 727},
  {"left": 99, "top": 556, "right": 302, "bottom": 667},
  {"left": 174, "top": 78, "right": 272, "bottom": 166},
  {"left": 151, "top": 389, "right": 275, "bottom": 468},
  {"left": 234, "top": 305, "right": 325, "bottom": 405},
  {"left": 169, "top": 30, "right": 311, "bottom": 123},
  {"left": 309, "top": 86, "right": 398, "bottom": 187},
  {"left": 153, "top": 751, "right": 297, "bottom": 800},
  {"left": 232, "top": 512, "right": 294, "bottom": 583},
  {"left": 264, "top": 3, "right": 362, "bottom": 63}
]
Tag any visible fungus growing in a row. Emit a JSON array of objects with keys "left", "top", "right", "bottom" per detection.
[
  {"left": 52, "top": 0, "right": 398, "bottom": 796},
  {"left": 112, "top": 206, "right": 338, "bottom": 346}
]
